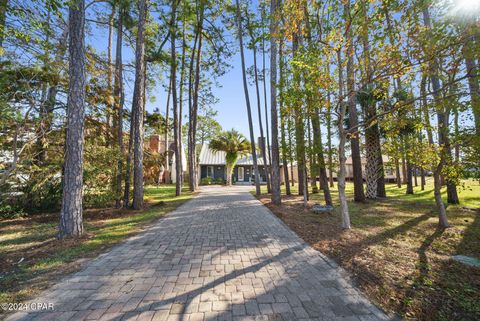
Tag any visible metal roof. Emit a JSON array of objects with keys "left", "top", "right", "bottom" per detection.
[
  {"left": 198, "top": 144, "right": 226, "bottom": 165},
  {"left": 198, "top": 144, "right": 269, "bottom": 166}
]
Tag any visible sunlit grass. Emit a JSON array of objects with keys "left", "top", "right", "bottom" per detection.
[
  {"left": 0, "top": 185, "right": 193, "bottom": 304},
  {"left": 256, "top": 179, "right": 480, "bottom": 320}
]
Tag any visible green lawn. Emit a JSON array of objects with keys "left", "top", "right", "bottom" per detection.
[
  {"left": 0, "top": 185, "right": 193, "bottom": 306},
  {"left": 256, "top": 178, "right": 480, "bottom": 321}
]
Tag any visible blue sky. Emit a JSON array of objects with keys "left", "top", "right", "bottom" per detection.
[{"left": 88, "top": 2, "right": 271, "bottom": 142}]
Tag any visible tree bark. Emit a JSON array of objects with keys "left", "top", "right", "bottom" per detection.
[
  {"left": 422, "top": 6, "right": 449, "bottom": 228},
  {"left": 292, "top": 26, "right": 306, "bottom": 199},
  {"left": 401, "top": 151, "right": 407, "bottom": 184},
  {"left": 307, "top": 115, "right": 317, "bottom": 193},
  {"left": 188, "top": 4, "right": 204, "bottom": 192},
  {"left": 164, "top": 78, "right": 171, "bottom": 184},
  {"left": 337, "top": 49, "right": 351, "bottom": 229},
  {"left": 235, "top": 0, "right": 261, "bottom": 195},
  {"left": 177, "top": 16, "right": 187, "bottom": 193},
  {"left": 171, "top": 0, "right": 181, "bottom": 196},
  {"left": 106, "top": 5, "right": 114, "bottom": 147},
  {"left": 246, "top": 10, "right": 271, "bottom": 193},
  {"left": 59, "top": 0, "right": 86, "bottom": 238},
  {"left": 406, "top": 159, "right": 413, "bottom": 194},
  {"left": 279, "top": 38, "right": 291, "bottom": 196},
  {"left": 114, "top": 6, "right": 124, "bottom": 208},
  {"left": 262, "top": 4, "right": 272, "bottom": 176},
  {"left": 326, "top": 65, "right": 334, "bottom": 188},
  {"left": 132, "top": 0, "right": 148, "bottom": 209},
  {"left": 395, "top": 158, "right": 401, "bottom": 188},
  {"left": 311, "top": 107, "right": 332, "bottom": 206},
  {"left": 345, "top": 0, "right": 365, "bottom": 202}
]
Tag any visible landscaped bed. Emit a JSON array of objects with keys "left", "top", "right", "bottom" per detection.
[
  {"left": 256, "top": 179, "right": 479, "bottom": 321},
  {"left": 0, "top": 185, "right": 193, "bottom": 311}
]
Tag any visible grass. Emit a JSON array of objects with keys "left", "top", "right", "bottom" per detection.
[
  {"left": 255, "top": 178, "right": 480, "bottom": 321},
  {"left": 0, "top": 185, "right": 193, "bottom": 307}
]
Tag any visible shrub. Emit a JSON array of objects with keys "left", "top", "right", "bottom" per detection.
[
  {"left": 214, "top": 178, "right": 225, "bottom": 185},
  {"left": 0, "top": 200, "right": 25, "bottom": 219},
  {"left": 200, "top": 177, "right": 213, "bottom": 185}
]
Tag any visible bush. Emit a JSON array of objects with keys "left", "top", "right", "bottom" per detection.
[
  {"left": 214, "top": 178, "right": 225, "bottom": 185},
  {"left": 0, "top": 200, "right": 25, "bottom": 219},
  {"left": 200, "top": 177, "right": 213, "bottom": 185}
]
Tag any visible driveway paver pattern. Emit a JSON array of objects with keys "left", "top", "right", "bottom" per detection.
[{"left": 5, "top": 186, "right": 395, "bottom": 321}]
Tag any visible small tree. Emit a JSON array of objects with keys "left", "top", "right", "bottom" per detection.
[{"left": 210, "top": 129, "right": 251, "bottom": 186}]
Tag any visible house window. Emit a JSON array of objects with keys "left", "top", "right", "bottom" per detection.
[{"left": 206, "top": 166, "right": 214, "bottom": 178}]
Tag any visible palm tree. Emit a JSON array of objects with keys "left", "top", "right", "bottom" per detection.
[{"left": 210, "top": 129, "right": 251, "bottom": 186}]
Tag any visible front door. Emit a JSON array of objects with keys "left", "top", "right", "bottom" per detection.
[{"left": 238, "top": 167, "right": 244, "bottom": 181}]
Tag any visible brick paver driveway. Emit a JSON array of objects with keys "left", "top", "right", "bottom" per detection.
[{"left": 7, "top": 186, "right": 393, "bottom": 321}]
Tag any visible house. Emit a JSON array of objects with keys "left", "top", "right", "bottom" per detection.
[
  {"left": 198, "top": 143, "right": 271, "bottom": 184},
  {"left": 148, "top": 135, "right": 187, "bottom": 184},
  {"left": 155, "top": 134, "right": 404, "bottom": 185}
]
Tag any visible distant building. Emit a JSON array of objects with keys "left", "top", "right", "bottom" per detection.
[
  {"left": 149, "top": 134, "right": 404, "bottom": 186},
  {"left": 147, "top": 135, "right": 186, "bottom": 184},
  {"left": 197, "top": 143, "right": 271, "bottom": 184}
]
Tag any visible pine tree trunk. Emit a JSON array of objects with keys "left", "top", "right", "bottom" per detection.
[
  {"left": 188, "top": 33, "right": 198, "bottom": 192},
  {"left": 307, "top": 115, "right": 317, "bottom": 193},
  {"left": 421, "top": 168, "right": 426, "bottom": 191},
  {"left": 287, "top": 113, "right": 295, "bottom": 187},
  {"left": 414, "top": 165, "right": 418, "bottom": 187},
  {"left": 235, "top": 0, "right": 261, "bottom": 196},
  {"left": 106, "top": 6, "right": 114, "bottom": 147},
  {"left": 124, "top": 99, "right": 135, "bottom": 207},
  {"left": 170, "top": 0, "right": 181, "bottom": 196},
  {"left": 311, "top": 107, "right": 332, "bottom": 205},
  {"left": 401, "top": 141, "right": 407, "bottom": 184},
  {"left": 345, "top": 0, "right": 365, "bottom": 202},
  {"left": 131, "top": 0, "right": 147, "bottom": 209},
  {"left": 59, "top": 0, "right": 86, "bottom": 239},
  {"left": 326, "top": 67, "right": 334, "bottom": 189},
  {"left": 114, "top": 6, "right": 124, "bottom": 208},
  {"left": 176, "top": 18, "right": 187, "bottom": 194},
  {"left": 262, "top": 5, "right": 272, "bottom": 176},
  {"left": 164, "top": 78, "right": 171, "bottom": 184},
  {"left": 190, "top": 8, "right": 203, "bottom": 191},
  {"left": 395, "top": 158, "right": 401, "bottom": 188},
  {"left": 337, "top": 49, "right": 350, "bottom": 229},
  {"left": 279, "top": 38, "right": 291, "bottom": 196},
  {"left": 246, "top": 10, "right": 270, "bottom": 193},
  {"left": 406, "top": 160, "right": 413, "bottom": 194},
  {"left": 292, "top": 29, "right": 306, "bottom": 198}
]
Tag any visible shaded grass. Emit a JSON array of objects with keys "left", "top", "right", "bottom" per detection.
[
  {"left": 256, "top": 178, "right": 479, "bottom": 321},
  {"left": 0, "top": 185, "right": 193, "bottom": 306}
]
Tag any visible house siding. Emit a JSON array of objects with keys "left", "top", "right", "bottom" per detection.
[
  {"left": 234, "top": 166, "right": 268, "bottom": 182},
  {"left": 200, "top": 165, "right": 226, "bottom": 180},
  {"left": 200, "top": 164, "right": 270, "bottom": 183}
]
